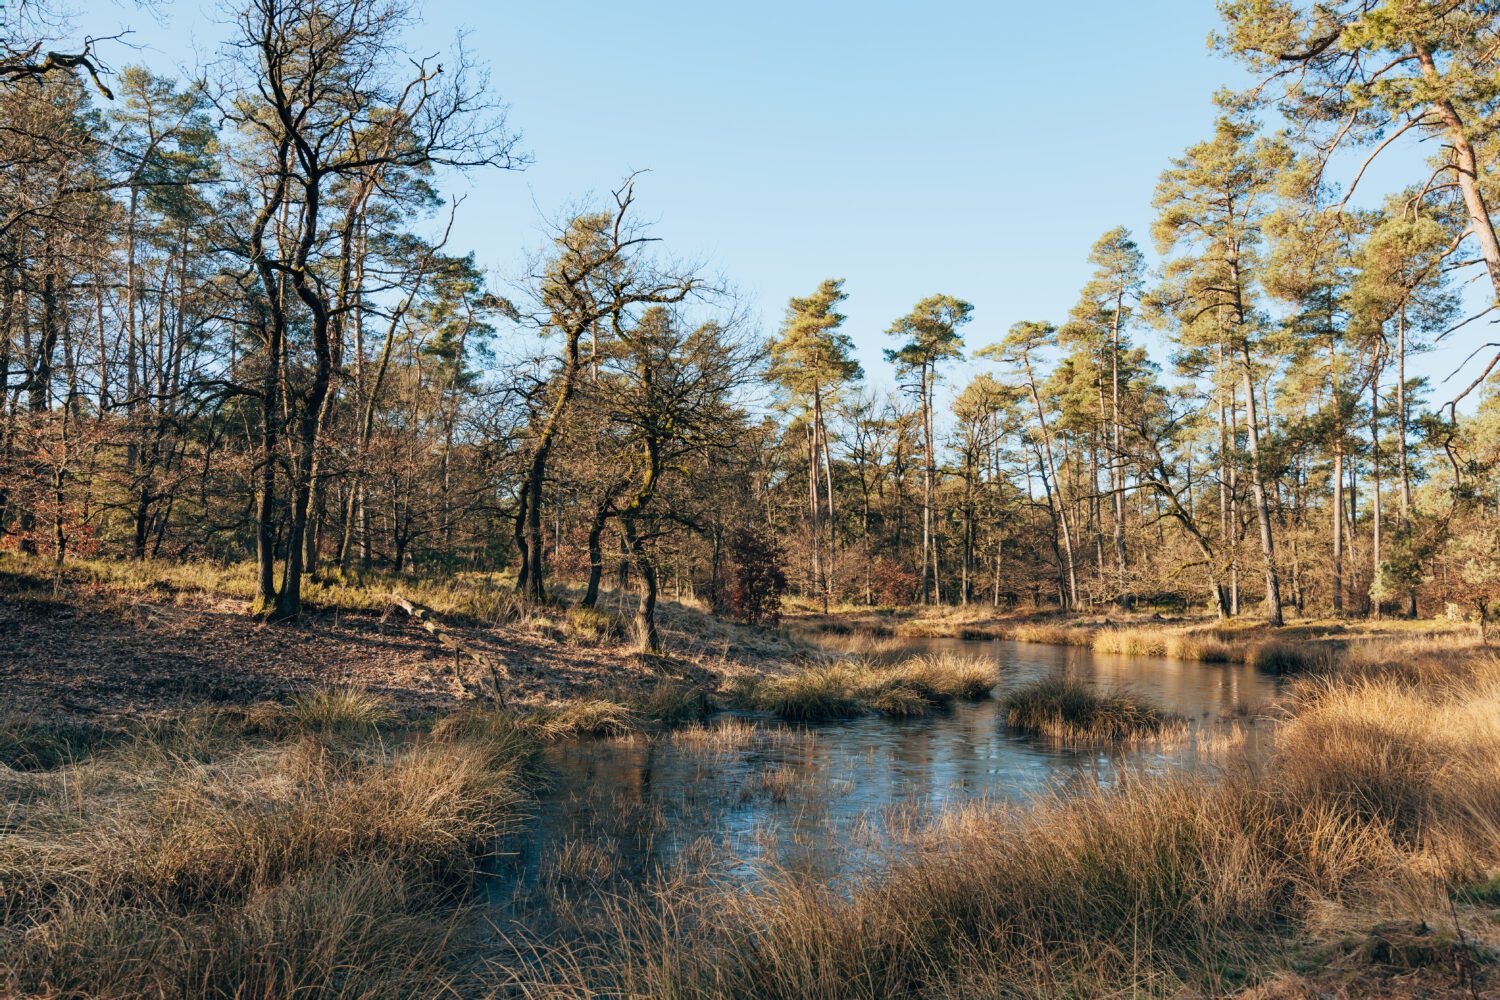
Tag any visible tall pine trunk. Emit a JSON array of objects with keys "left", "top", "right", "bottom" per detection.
[{"left": 1239, "top": 346, "right": 1283, "bottom": 626}]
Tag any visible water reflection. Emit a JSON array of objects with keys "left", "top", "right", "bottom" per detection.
[{"left": 487, "top": 635, "right": 1281, "bottom": 910}]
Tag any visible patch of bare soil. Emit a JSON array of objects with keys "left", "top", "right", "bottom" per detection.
[{"left": 0, "top": 571, "right": 805, "bottom": 727}]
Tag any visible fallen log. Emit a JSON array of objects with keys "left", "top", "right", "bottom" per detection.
[{"left": 385, "top": 596, "right": 509, "bottom": 705}]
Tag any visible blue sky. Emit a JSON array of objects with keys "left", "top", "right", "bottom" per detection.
[{"left": 106, "top": 0, "right": 1491, "bottom": 410}]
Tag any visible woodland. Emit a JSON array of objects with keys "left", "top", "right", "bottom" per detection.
[
  {"left": 4, "top": 2, "right": 1500, "bottom": 998},
  {"left": 2, "top": 1, "right": 1500, "bottom": 645}
]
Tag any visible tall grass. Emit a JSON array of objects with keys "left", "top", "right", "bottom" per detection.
[
  {"left": 1273, "top": 671, "right": 1500, "bottom": 860},
  {"left": 0, "top": 697, "right": 537, "bottom": 998},
  {"left": 0, "top": 711, "right": 109, "bottom": 769}
]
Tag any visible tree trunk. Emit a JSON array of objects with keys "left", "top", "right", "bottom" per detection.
[
  {"left": 582, "top": 503, "right": 610, "bottom": 609},
  {"left": 1397, "top": 308, "right": 1417, "bottom": 618},
  {"left": 1240, "top": 347, "right": 1283, "bottom": 626},
  {"left": 1216, "top": 341, "right": 1234, "bottom": 616},
  {"left": 624, "top": 514, "right": 659, "bottom": 652},
  {"left": 1416, "top": 45, "right": 1500, "bottom": 303},
  {"left": 918, "top": 364, "right": 934, "bottom": 604},
  {"left": 806, "top": 417, "right": 823, "bottom": 606},
  {"left": 1024, "top": 358, "right": 1079, "bottom": 610},
  {"left": 814, "top": 387, "right": 837, "bottom": 605},
  {"left": 515, "top": 329, "right": 586, "bottom": 603},
  {"left": 1109, "top": 300, "right": 1128, "bottom": 602},
  {"left": 1329, "top": 332, "right": 1344, "bottom": 615},
  {"left": 1369, "top": 359, "right": 1382, "bottom": 619}
]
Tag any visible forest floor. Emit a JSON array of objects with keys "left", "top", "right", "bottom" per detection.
[{"left": 0, "top": 553, "right": 809, "bottom": 729}]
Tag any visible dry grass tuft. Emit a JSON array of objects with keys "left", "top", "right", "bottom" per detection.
[
  {"left": 1009, "top": 622, "right": 1096, "bottom": 646},
  {"left": 282, "top": 686, "right": 398, "bottom": 735},
  {"left": 669, "top": 718, "right": 815, "bottom": 756},
  {"left": 1246, "top": 640, "right": 1338, "bottom": 675},
  {"left": 1271, "top": 672, "right": 1500, "bottom": 860},
  {"left": 739, "top": 765, "right": 811, "bottom": 803},
  {"left": 0, "top": 710, "right": 535, "bottom": 998},
  {"left": 896, "top": 653, "right": 996, "bottom": 700},
  {"left": 634, "top": 681, "right": 717, "bottom": 724},
  {"left": 531, "top": 699, "right": 641, "bottom": 741},
  {"left": 1331, "top": 635, "right": 1494, "bottom": 689},
  {"left": 748, "top": 654, "right": 995, "bottom": 722},
  {"left": 563, "top": 605, "right": 627, "bottom": 644},
  {"left": 1003, "top": 676, "right": 1185, "bottom": 744},
  {"left": 1093, "top": 626, "right": 1236, "bottom": 663},
  {"left": 866, "top": 683, "right": 932, "bottom": 718},
  {"left": 808, "top": 631, "right": 909, "bottom": 658},
  {"left": 750, "top": 664, "right": 868, "bottom": 721},
  {"left": 543, "top": 838, "right": 620, "bottom": 889}
]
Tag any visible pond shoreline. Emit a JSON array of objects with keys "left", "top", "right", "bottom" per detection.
[
  {"left": 485, "top": 631, "right": 1500, "bottom": 998},
  {"left": 785, "top": 605, "right": 1478, "bottom": 670},
  {"left": 5, "top": 610, "right": 1496, "bottom": 997}
]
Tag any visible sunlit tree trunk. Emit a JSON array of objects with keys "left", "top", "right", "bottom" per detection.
[{"left": 1239, "top": 345, "right": 1283, "bottom": 627}]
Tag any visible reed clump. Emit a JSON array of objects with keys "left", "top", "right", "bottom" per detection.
[{"left": 1003, "top": 676, "right": 1185, "bottom": 744}]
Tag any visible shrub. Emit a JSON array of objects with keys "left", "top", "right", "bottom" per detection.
[
  {"left": 723, "top": 527, "right": 789, "bottom": 625},
  {"left": 869, "top": 558, "right": 918, "bottom": 606}
]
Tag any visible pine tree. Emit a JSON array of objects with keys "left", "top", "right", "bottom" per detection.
[
  {"left": 886, "top": 294, "right": 971, "bottom": 604},
  {"left": 1151, "top": 111, "right": 1291, "bottom": 625},
  {"left": 769, "top": 279, "right": 862, "bottom": 608}
]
